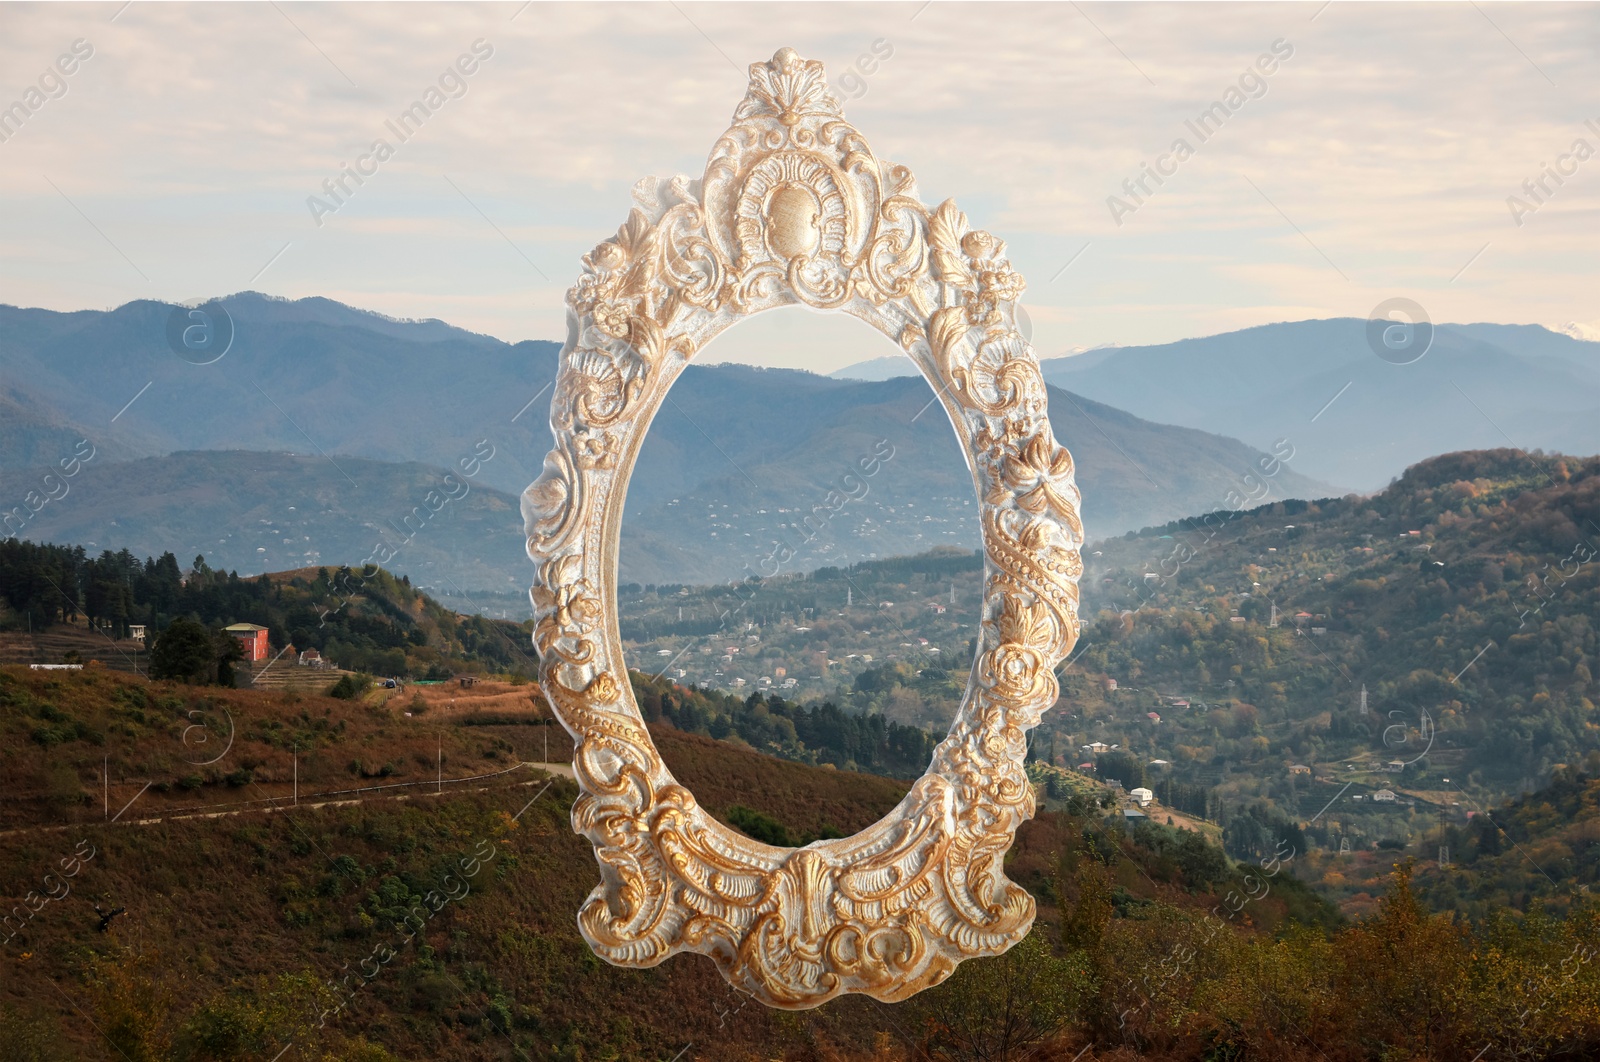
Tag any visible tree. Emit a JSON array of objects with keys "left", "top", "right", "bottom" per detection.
[
  {"left": 149, "top": 618, "right": 238, "bottom": 685},
  {"left": 213, "top": 628, "right": 243, "bottom": 686},
  {"left": 1097, "top": 750, "right": 1146, "bottom": 790},
  {"left": 328, "top": 673, "right": 369, "bottom": 699},
  {"left": 151, "top": 618, "right": 217, "bottom": 683},
  {"left": 912, "top": 930, "right": 1089, "bottom": 1061}
]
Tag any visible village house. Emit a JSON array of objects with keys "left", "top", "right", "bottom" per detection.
[
  {"left": 1373, "top": 789, "right": 1398, "bottom": 802},
  {"left": 1129, "top": 787, "right": 1154, "bottom": 807},
  {"left": 224, "top": 623, "right": 269, "bottom": 662}
]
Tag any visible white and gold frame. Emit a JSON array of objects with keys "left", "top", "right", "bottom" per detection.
[{"left": 524, "top": 48, "right": 1083, "bottom": 1009}]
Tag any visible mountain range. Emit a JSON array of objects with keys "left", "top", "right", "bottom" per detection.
[
  {"left": 1, "top": 294, "right": 1340, "bottom": 592},
  {"left": 834, "top": 319, "right": 1600, "bottom": 490}
]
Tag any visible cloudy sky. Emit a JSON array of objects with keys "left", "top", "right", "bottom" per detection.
[{"left": 1, "top": 1, "right": 1596, "bottom": 373}]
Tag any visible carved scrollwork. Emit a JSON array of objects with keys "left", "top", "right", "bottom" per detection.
[{"left": 524, "top": 47, "right": 1084, "bottom": 1009}]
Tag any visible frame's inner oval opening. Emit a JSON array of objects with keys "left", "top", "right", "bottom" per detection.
[{"left": 613, "top": 305, "right": 986, "bottom": 847}]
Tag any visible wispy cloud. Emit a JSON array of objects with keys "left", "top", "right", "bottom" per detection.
[{"left": 0, "top": 2, "right": 1594, "bottom": 372}]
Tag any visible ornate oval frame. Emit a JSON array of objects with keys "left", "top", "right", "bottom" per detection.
[{"left": 524, "top": 48, "right": 1084, "bottom": 1009}]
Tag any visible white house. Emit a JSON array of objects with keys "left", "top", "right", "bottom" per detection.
[
  {"left": 1082, "top": 741, "right": 1110, "bottom": 754},
  {"left": 1129, "top": 787, "right": 1154, "bottom": 807},
  {"left": 1373, "top": 789, "right": 1398, "bottom": 802}
]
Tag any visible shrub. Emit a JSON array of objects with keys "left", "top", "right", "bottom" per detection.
[
  {"left": 725, "top": 805, "right": 794, "bottom": 847},
  {"left": 328, "top": 674, "right": 368, "bottom": 699}
]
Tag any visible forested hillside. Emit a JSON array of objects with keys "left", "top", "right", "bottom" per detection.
[
  {"left": 1079, "top": 448, "right": 1597, "bottom": 790},
  {"left": 1298, "top": 760, "right": 1600, "bottom": 920},
  {"left": 619, "top": 449, "right": 1600, "bottom": 864},
  {"left": 0, "top": 540, "right": 534, "bottom": 678}
]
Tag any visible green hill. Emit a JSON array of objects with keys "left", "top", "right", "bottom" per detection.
[
  {"left": 0, "top": 537, "right": 536, "bottom": 679},
  {"left": 1294, "top": 759, "right": 1600, "bottom": 922},
  {"left": 618, "top": 448, "right": 1600, "bottom": 866}
]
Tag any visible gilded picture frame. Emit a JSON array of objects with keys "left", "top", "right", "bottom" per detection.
[{"left": 524, "top": 48, "right": 1084, "bottom": 1009}]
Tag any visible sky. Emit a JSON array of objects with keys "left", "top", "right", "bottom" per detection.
[{"left": 1, "top": 1, "right": 1597, "bottom": 375}]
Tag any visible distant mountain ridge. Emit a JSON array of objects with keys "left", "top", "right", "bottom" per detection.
[
  {"left": 0, "top": 450, "right": 531, "bottom": 599},
  {"left": 1032, "top": 318, "right": 1600, "bottom": 490},
  {"left": 831, "top": 344, "right": 1122, "bottom": 382},
  {"left": 1, "top": 293, "right": 1347, "bottom": 589}
]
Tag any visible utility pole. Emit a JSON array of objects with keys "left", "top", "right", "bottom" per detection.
[
  {"left": 103, "top": 756, "right": 108, "bottom": 820},
  {"left": 293, "top": 745, "right": 298, "bottom": 806},
  {"left": 437, "top": 733, "right": 442, "bottom": 794},
  {"left": 1438, "top": 779, "right": 1451, "bottom": 867},
  {"left": 1359, "top": 684, "right": 1368, "bottom": 715}
]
